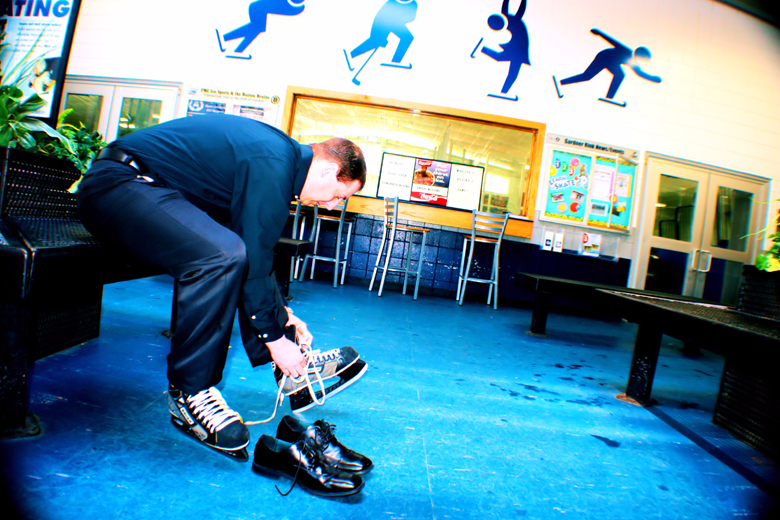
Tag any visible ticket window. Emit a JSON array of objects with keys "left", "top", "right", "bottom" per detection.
[{"left": 282, "top": 87, "right": 544, "bottom": 221}]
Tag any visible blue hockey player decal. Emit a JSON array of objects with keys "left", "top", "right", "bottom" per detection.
[
  {"left": 553, "top": 29, "right": 661, "bottom": 107},
  {"left": 345, "top": 0, "right": 417, "bottom": 85},
  {"left": 217, "top": 0, "right": 306, "bottom": 59},
  {"left": 471, "top": 0, "right": 531, "bottom": 101}
]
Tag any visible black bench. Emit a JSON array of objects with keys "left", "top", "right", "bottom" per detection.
[
  {"left": 515, "top": 272, "right": 707, "bottom": 337},
  {"left": 0, "top": 147, "right": 162, "bottom": 438},
  {"left": 599, "top": 289, "right": 779, "bottom": 459}
]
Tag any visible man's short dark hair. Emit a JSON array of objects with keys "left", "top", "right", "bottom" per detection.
[{"left": 311, "top": 138, "right": 367, "bottom": 189}]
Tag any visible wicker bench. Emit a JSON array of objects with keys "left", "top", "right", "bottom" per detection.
[{"left": 0, "top": 147, "right": 162, "bottom": 438}]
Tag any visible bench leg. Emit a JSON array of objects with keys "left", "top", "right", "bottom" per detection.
[
  {"left": 529, "top": 291, "right": 550, "bottom": 335},
  {"left": 0, "top": 301, "right": 40, "bottom": 438},
  {"left": 626, "top": 322, "right": 663, "bottom": 403}
]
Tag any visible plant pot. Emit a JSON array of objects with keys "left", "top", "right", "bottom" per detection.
[{"left": 736, "top": 264, "right": 780, "bottom": 321}]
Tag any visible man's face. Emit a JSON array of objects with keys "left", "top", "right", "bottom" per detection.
[{"left": 300, "top": 161, "right": 362, "bottom": 210}]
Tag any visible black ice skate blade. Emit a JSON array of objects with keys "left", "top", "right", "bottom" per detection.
[
  {"left": 251, "top": 462, "right": 365, "bottom": 499},
  {"left": 170, "top": 417, "right": 249, "bottom": 462}
]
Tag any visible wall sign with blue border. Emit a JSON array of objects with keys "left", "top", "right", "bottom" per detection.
[{"left": 542, "top": 134, "right": 638, "bottom": 233}]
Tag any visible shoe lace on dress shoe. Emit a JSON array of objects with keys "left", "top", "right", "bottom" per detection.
[
  {"left": 312, "top": 420, "right": 336, "bottom": 447},
  {"left": 275, "top": 437, "right": 333, "bottom": 496},
  {"left": 245, "top": 349, "right": 327, "bottom": 426}
]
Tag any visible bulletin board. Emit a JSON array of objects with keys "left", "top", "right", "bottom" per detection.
[{"left": 542, "top": 134, "right": 638, "bottom": 233}]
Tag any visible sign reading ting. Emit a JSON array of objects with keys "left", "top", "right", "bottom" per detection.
[{"left": 377, "top": 153, "right": 485, "bottom": 211}]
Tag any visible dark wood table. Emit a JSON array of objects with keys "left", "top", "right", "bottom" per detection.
[{"left": 598, "top": 289, "right": 780, "bottom": 457}]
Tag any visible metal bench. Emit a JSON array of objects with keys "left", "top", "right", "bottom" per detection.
[{"left": 0, "top": 147, "right": 161, "bottom": 439}]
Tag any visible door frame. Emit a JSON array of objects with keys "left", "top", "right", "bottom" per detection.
[
  {"left": 60, "top": 75, "right": 183, "bottom": 142},
  {"left": 629, "top": 152, "right": 770, "bottom": 294}
]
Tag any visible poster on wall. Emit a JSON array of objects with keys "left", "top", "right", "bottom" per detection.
[
  {"left": 0, "top": 0, "right": 81, "bottom": 123},
  {"left": 544, "top": 150, "right": 592, "bottom": 223},
  {"left": 183, "top": 87, "right": 281, "bottom": 124},
  {"left": 542, "top": 134, "right": 638, "bottom": 233},
  {"left": 377, "top": 153, "right": 484, "bottom": 211}
]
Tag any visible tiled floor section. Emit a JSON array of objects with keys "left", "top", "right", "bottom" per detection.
[{"left": 1, "top": 276, "right": 777, "bottom": 519}]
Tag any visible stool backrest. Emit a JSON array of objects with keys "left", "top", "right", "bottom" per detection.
[
  {"left": 382, "top": 196, "right": 400, "bottom": 227},
  {"left": 471, "top": 210, "right": 509, "bottom": 243}
]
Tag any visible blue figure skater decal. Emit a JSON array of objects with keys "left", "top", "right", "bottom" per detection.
[
  {"left": 345, "top": 0, "right": 417, "bottom": 85},
  {"left": 217, "top": 0, "right": 306, "bottom": 59},
  {"left": 471, "top": 0, "right": 530, "bottom": 101},
  {"left": 553, "top": 29, "right": 661, "bottom": 107}
]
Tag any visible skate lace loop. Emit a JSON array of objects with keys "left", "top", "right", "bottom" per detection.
[
  {"left": 187, "top": 388, "right": 241, "bottom": 432},
  {"left": 246, "top": 349, "right": 326, "bottom": 425}
]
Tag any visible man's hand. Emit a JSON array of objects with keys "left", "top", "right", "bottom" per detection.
[
  {"left": 265, "top": 336, "right": 306, "bottom": 379},
  {"left": 285, "top": 307, "right": 313, "bottom": 348}
]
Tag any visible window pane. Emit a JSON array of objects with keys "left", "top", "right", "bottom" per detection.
[
  {"left": 711, "top": 186, "right": 752, "bottom": 251},
  {"left": 63, "top": 93, "right": 102, "bottom": 133},
  {"left": 117, "top": 97, "right": 162, "bottom": 138},
  {"left": 653, "top": 174, "right": 698, "bottom": 242},
  {"left": 289, "top": 97, "right": 536, "bottom": 216}
]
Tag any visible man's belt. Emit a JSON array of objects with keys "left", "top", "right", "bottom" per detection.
[{"left": 95, "top": 147, "right": 143, "bottom": 172}]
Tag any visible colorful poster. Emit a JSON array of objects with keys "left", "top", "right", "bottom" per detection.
[
  {"left": 377, "top": 153, "right": 485, "bottom": 211},
  {"left": 544, "top": 150, "right": 591, "bottom": 223},
  {"left": 586, "top": 156, "right": 634, "bottom": 230}
]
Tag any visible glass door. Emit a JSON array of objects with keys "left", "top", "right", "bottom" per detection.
[
  {"left": 60, "top": 79, "right": 180, "bottom": 142},
  {"left": 635, "top": 156, "right": 765, "bottom": 305}
]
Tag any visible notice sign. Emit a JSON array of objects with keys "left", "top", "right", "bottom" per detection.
[
  {"left": 1, "top": 1, "right": 79, "bottom": 119},
  {"left": 377, "top": 153, "right": 484, "bottom": 211},
  {"left": 183, "top": 86, "right": 280, "bottom": 124}
]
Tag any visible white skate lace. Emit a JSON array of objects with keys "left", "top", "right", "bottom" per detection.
[
  {"left": 186, "top": 387, "right": 242, "bottom": 432},
  {"left": 245, "top": 348, "right": 329, "bottom": 425}
]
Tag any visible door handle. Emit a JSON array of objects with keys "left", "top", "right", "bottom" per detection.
[
  {"left": 700, "top": 250, "right": 712, "bottom": 273},
  {"left": 689, "top": 249, "right": 701, "bottom": 272}
]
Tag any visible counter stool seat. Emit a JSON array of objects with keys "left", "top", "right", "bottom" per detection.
[
  {"left": 369, "top": 196, "right": 428, "bottom": 300},
  {"left": 457, "top": 210, "right": 509, "bottom": 310}
]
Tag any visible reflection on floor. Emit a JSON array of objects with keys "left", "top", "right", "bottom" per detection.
[{"left": 1, "top": 276, "right": 777, "bottom": 519}]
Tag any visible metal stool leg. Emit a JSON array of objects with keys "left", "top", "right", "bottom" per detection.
[
  {"left": 378, "top": 229, "right": 396, "bottom": 297},
  {"left": 369, "top": 225, "right": 388, "bottom": 292},
  {"left": 413, "top": 231, "right": 426, "bottom": 300}
]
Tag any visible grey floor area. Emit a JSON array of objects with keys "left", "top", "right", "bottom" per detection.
[{"left": 1, "top": 275, "right": 777, "bottom": 519}]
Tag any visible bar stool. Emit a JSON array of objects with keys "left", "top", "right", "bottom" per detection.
[
  {"left": 457, "top": 210, "right": 509, "bottom": 310},
  {"left": 298, "top": 200, "right": 353, "bottom": 288},
  {"left": 288, "top": 201, "right": 307, "bottom": 281},
  {"left": 369, "top": 196, "right": 429, "bottom": 300}
]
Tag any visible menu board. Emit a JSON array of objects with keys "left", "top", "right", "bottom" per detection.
[
  {"left": 377, "top": 153, "right": 485, "bottom": 211},
  {"left": 542, "top": 135, "right": 637, "bottom": 233}
]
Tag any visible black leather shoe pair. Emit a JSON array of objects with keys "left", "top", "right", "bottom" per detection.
[
  {"left": 276, "top": 415, "right": 373, "bottom": 475},
  {"left": 252, "top": 416, "right": 372, "bottom": 497}
]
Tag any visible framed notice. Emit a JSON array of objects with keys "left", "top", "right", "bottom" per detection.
[
  {"left": 542, "top": 134, "right": 638, "bottom": 233},
  {"left": 376, "top": 153, "right": 485, "bottom": 211},
  {"left": 0, "top": 0, "right": 82, "bottom": 126}
]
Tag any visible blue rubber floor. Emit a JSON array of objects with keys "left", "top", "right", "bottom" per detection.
[{"left": 2, "top": 275, "right": 778, "bottom": 519}]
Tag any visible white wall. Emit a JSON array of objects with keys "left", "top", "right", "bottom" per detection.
[{"left": 66, "top": 0, "right": 780, "bottom": 235}]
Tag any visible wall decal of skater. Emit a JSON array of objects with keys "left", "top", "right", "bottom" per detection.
[
  {"left": 470, "top": 0, "right": 530, "bottom": 101},
  {"left": 345, "top": 0, "right": 417, "bottom": 86},
  {"left": 216, "top": 0, "right": 306, "bottom": 59},
  {"left": 553, "top": 28, "right": 661, "bottom": 107}
]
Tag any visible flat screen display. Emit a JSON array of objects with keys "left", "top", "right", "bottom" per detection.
[{"left": 376, "top": 153, "right": 485, "bottom": 211}]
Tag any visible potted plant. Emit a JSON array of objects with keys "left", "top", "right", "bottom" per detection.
[{"left": 738, "top": 218, "right": 780, "bottom": 320}]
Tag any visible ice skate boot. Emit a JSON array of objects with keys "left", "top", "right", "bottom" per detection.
[
  {"left": 275, "top": 346, "right": 368, "bottom": 413},
  {"left": 168, "top": 385, "right": 250, "bottom": 462}
]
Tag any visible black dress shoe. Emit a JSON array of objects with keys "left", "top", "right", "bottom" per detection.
[
  {"left": 276, "top": 415, "right": 373, "bottom": 475},
  {"left": 252, "top": 435, "right": 364, "bottom": 497}
]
